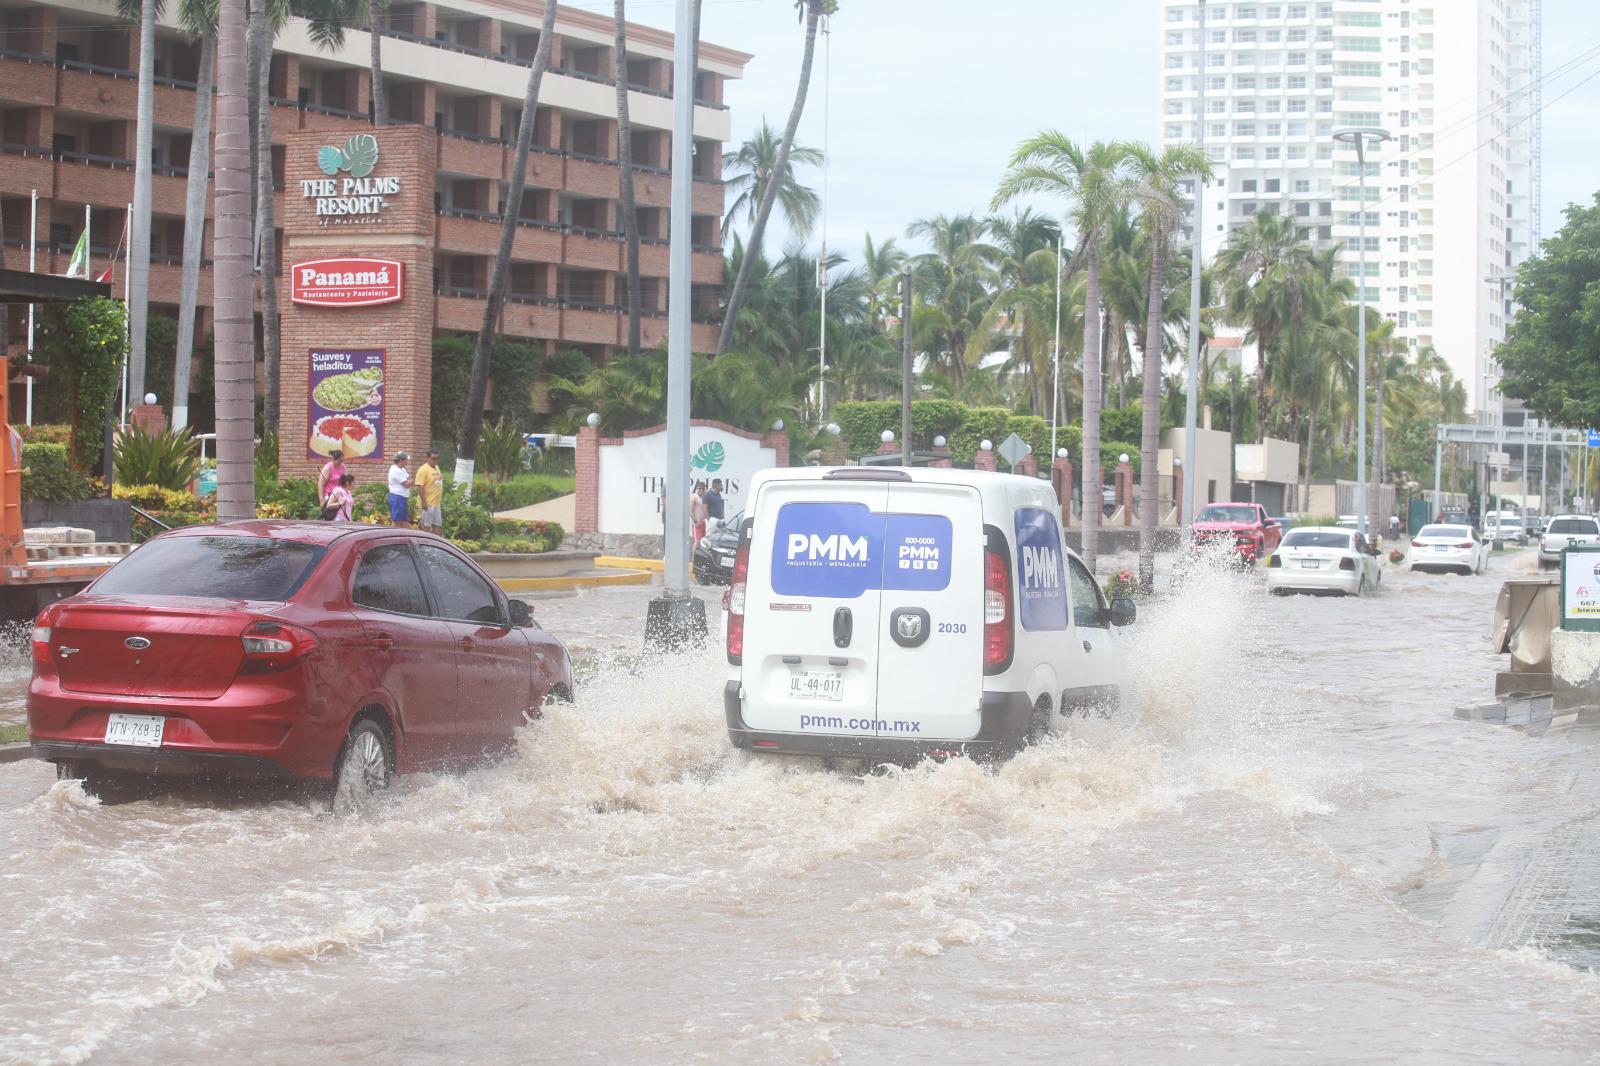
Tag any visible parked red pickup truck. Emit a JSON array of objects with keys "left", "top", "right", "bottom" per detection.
[{"left": 1191, "top": 503, "right": 1283, "bottom": 564}]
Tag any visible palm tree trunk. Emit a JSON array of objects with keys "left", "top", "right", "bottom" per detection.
[
  {"left": 715, "top": 1, "right": 821, "bottom": 356},
  {"left": 1301, "top": 401, "right": 1316, "bottom": 514},
  {"left": 367, "top": 0, "right": 386, "bottom": 126},
  {"left": 1081, "top": 248, "right": 1103, "bottom": 574},
  {"left": 1369, "top": 369, "right": 1384, "bottom": 539},
  {"left": 254, "top": 19, "right": 281, "bottom": 427},
  {"left": 614, "top": 0, "right": 641, "bottom": 357},
  {"left": 1255, "top": 338, "right": 1269, "bottom": 443},
  {"left": 127, "top": 0, "right": 156, "bottom": 403},
  {"left": 173, "top": 34, "right": 213, "bottom": 431},
  {"left": 1138, "top": 238, "right": 1165, "bottom": 592},
  {"left": 214, "top": 0, "right": 254, "bottom": 520},
  {"left": 455, "top": 0, "right": 558, "bottom": 484}
]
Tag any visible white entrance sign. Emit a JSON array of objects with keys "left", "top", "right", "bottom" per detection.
[{"left": 596, "top": 424, "right": 777, "bottom": 535}]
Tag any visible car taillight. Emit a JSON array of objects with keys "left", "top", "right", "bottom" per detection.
[
  {"left": 726, "top": 540, "right": 750, "bottom": 664},
  {"left": 239, "top": 620, "right": 317, "bottom": 674},
  {"left": 1339, "top": 557, "right": 1356, "bottom": 571},
  {"left": 983, "top": 546, "right": 1012, "bottom": 674},
  {"left": 1457, "top": 541, "right": 1474, "bottom": 549},
  {"left": 1267, "top": 554, "right": 1281, "bottom": 568},
  {"left": 30, "top": 605, "right": 60, "bottom": 670}
]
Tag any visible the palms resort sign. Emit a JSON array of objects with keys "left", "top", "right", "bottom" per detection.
[{"left": 298, "top": 134, "right": 400, "bottom": 223}]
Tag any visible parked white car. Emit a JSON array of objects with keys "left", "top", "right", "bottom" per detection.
[
  {"left": 1408, "top": 523, "right": 1488, "bottom": 575},
  {"left": 1266, "top": 527, "right": 1381, "bottom": 596},
  {"left": 723, "top": 467, "right": 1130, "bottom": 761},
  {"left": 1537, "top": 515, "right": 1600, "bottom": 570},
  {"left": 1484, "top": 511, "right": 1529, "bottom": 546}
]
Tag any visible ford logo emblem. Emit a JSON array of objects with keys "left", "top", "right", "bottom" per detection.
[{"left": 124, "top": 636, "right": 151, "bottom": 651}]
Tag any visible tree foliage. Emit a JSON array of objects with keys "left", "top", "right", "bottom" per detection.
[
  {"left": 36, "top": 297, "right": 127, "bottom": 471},
  {"left": 1496, "top": 194, "right": 1600, "bottom": 428}
]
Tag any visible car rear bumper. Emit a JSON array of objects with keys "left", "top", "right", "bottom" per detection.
[
  {"left": 1266, "top": 567, "right": 1359, "bottom": 593},
  {"left": 27, "top": 676, "right": 337, "bottom": 779},
  {"left": 1410, "top": 550, "right": 1474, "bottom": 571},
  {"left": 724, "top": 683, "right": 1032, "bottom": 760}
]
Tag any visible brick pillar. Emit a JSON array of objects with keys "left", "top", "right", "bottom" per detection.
[
  {"left": 973, "top": 446, "right": 997, "bottom": 472},
  {"left": 1116, "top": 459, "right": 1135, "bottom": 527},
  {"left": 1173, "top": 464, "right": 1185, "bottom": 526},
  {"left": 876, "top": 437, "right": 901, "bottom": 458},
  {"left": 575, "top": 424, "right": 600, "bottom": 533},
  {"left": 761, "top": 427, "right": 790, "bottom": 468},
  {"left": 821, "top": 432, "right": 846, "bottom": 466},
  {"left": 1015, "top": 452, "right": 1038, "bottom": 478},
  {"left": 929, "top": 444, "right": 952, "bottom": 468},
  {"left": 130, "top": 403, "right": 166, "bottom": 435},
  {"left": 1052, "top": 457, "right": 1074, "bottom": 527}
]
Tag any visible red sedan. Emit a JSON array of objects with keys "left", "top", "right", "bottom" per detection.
[{"left": 28, "top": 521, "right": 573, "bottom": 808}]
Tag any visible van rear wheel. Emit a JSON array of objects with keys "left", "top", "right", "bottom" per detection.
[{"left": 1027, "top": 697, "right": 1052, "bottom": 746}]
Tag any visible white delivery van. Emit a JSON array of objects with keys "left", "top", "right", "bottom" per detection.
[{"left": 723, "top": 467, "right": 1132, "bottom": 761}]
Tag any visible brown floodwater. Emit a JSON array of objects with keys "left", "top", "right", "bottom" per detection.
[{"left": 3, "top": 553, "right": 1599, "bottom": 1065}]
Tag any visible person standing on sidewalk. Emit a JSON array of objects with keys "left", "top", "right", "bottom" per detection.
[
  {"left": 387, "top": 452, "right": 413, "bottom": 528},
  {"left": 690, "top": 480, "right": 709, "bottom": 553},
  {"left": 325, "top": 474, "right": 356, "bottom": 522},
  {"left": 317, "top": 450, "right": 345, "bottom": 505},
  {"left": 415, "top": 449, "right": 445, "bottom": 535}
]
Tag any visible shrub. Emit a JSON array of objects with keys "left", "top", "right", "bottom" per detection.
[
  {"left": 443, "top": 496, "right": 493, "bottom": 542},
  {"left": 473, "top": 473, "right": 573, "bottom": 512},
  {"left": 36, "top": 297, "right": 125, "bottom": 469},
  {"left": 476, "top": 418, "right": 527, "bottom": 482},
  {"left": 1099, "top": 441, "right": 1141, "bottom": 477},
  {"left": 112, "top": 483, "right": 208, "bottom": 513},
  {"left": 451, "top": 539, "right": 483, "bottom": 555},
  {"left": 257, "top": 477, "right": 320, "bottom": 520},
  {"left": 22, "top": 443, "right": 95, "bottom": 502},
  {"left": 18, "top": 424, "right": 71, "bottom": 446},
  {"left": 114, "top": 424, "right": 201, "bottom": 490}
]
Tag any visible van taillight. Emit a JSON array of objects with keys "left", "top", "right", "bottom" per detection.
[
  {"left": 726, "top": 540, "right": 750, "bottom": 665},
  {"left": 983, "top": 546, "right": 1012, "bottom": 674}
]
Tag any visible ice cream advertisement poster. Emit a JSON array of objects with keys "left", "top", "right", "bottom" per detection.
[{"left": 307, "top": 349, "right": 383, "bottom": 460}]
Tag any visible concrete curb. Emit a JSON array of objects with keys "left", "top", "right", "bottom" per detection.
[
  {"left": 501, "top": 568, "right": 656, "bottom": 592},
  {"left": 0, "top": 743, "right": 34, "bottom": 764}
]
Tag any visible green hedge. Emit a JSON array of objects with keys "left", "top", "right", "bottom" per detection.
[
  {"left": 833, "top": 399, "right": 967, "bottom": 458},
  {"left": 22, "top": 443, "right": 97, "bottom": 502}
]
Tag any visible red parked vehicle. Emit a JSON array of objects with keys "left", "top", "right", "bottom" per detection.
[
  {"left": 28, "top": 522, "right": 573, "bottom": 807},
  {"left": 1190, "top": 503, "right": 1283, "bottom": 564}
]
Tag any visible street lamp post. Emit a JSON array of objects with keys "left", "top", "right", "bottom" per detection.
[
  {"left": 1333, "top": 126, "right": 1391, "bottom": 540},
  {"left": 1182, "top": 0, "right": 1208, "bottom": 529}
]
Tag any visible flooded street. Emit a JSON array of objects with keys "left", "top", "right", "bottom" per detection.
[{"left": 4, "top": 552, "right": 1600, "bottom": 1064}]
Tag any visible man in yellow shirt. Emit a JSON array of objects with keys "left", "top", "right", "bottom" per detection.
[{"left": 415, "top": 449, "right": 445, "bottom": 535}]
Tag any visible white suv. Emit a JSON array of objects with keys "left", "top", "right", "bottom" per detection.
[{"left": 1538, "top": 515, "right": 1600, "bottom": 569}]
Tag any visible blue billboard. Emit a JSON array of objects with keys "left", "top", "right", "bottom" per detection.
[{"left": 770, "top": 503, "right": 952, "bottom": 598}]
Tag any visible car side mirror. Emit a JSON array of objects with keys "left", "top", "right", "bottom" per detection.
[
  {"left": 508, "top": 599, "right": 533, "bottom": 628},
  {"left": 1110, "top": 597, "right": 1137, "bottom": 627}
]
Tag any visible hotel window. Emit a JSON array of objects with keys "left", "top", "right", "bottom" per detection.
[
  {"left": 1167, "top": 31, "right": 1185, "bottom": 45},
  {"left": 1288, "top": 28, "right": 1306, "bottom": 42},
  {"left": 1235, "top": 29, "right": 1256, "bottom": 43},
  {"left": 1265, "top": 178, "right": 1280, "bottom": 192},
  {"left": 1234, "top": 122, "right": 1256, "bottom": 136},
  {"left": 1288, "top": 4, "right": 1306, "bottom": 16},
  {"left": 1287, "top": 145, "right": 1306, "bottom": 159},
  {"left": 1167, "top": 54, "right": 1185, "bottom": 68},
  {"left": 1236, "top": 75, "right": 1257, "bottom": 88},
  {"left": 1266, "top": 122, "right": 1281, "bottom": 136},
  {"left": 1236, "top": 99, "right": 1256, "bottom": 113},
  {"left": 1242, "top": 179, "right": 1258, "bottom": 192},
  {"left": 1288, "top": 52, "right": 1307, "bottom": 66},
  {"left": 1208, "top": 99, "right": 1227, "bottom": 113},
  {"left": 1210, "top": 28, "right": 1227, "bottom": 43},
  {"left": 1294, "top": 179, "right": 1310, "bottom": 193},
  {"left": 1166, "top": 124, "right": 1185, "bottom": 139},
  {"left": 1264, "top": 99, "right": 1281, "bottom": 113},
  {"left": 1288, "top": 99, "right": 1307, "bottom": 113},
  {"left": 1287, "top": 74, "right": 1306, "bottom": 88},
  {"left": 1265, "top": 146, "right": 1281, "bottom": 160},
  {"left": 1265, "top": 75, "right": 1281, "bottom": 88},
  {"left": 1165, "top": 100, "right": 1185, "bottom": 114},
  {"left": 1235, "top": 145, "right": 1256, "bottom": 159},
  {"left": 1167, "top": 78, "right": 1185, "bottom": 92},
  {"left": 1209, "top": 76, "right": 1227, "bottom": 90},
  {"left": 1265, "top": 29, "right": 1281, "bottom": 43},
  {"left": 1210, "top": 123, "right": 1227, "bottom": 138},
  {"left": 1237, "top": 6, "right": 1256, "bottom": 18}
]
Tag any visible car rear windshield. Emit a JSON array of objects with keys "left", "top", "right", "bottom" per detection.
[
  {"left": 1550, "top": 519, "right": 1599, "bottom": 534},
  {"left": 1198, "top": 506, "right": 1256, "bottom": 523},
  {"left": 91, "top": 536, "right": 325, "bottom": 601},
  {"left": 1282, "top": 530, "right": 1351, "bottom": 549},
  {"left": 1418, "top": 526, "right": 1469, "bottom": 539}
]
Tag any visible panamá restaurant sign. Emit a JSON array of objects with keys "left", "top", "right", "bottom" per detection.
[{"left": 290, "top": 257, "right": 404, "bottom": 307}]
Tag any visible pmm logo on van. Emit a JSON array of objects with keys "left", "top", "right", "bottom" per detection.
[
  {"left": 1015, "top": 507, "right": 1068, "bottom": 631},
  {"left": 771, "top": 503, "right": 951, "bottom": 598}
]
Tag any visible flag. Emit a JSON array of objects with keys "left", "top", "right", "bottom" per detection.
[
  {"left": 96, "top": 262, "right": 114, "bottom": 284},
  {"left": 65, "top": 229, "right": 89, "bottom": 278}
]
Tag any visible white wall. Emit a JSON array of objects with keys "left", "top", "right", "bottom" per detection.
[
  {"left": 1165, "top": 426, "right": 1234, "bottom": 505},
  {"left": 596, "top": 426, "right": 776, "bottom": 536}
]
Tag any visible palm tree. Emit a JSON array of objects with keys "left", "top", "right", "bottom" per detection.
[
  {"left": 172, "top": 0, "right": 217, "bottom": 430},
  {"left": 614, "top": 0, "right": 641, "bottom": 356},
  {"left": 907, "top": 212, "right": 996, "bottom": 390},
  {"left": 716, "top": 0, "right": 834, "bottom": 357},
  {"left": 994, "top": 134, "right": 1131, "bottom": 573},
  {"left": 213, "top": 0, "right": 254, "bottom": 519},
  {"left": 1213, "top": 211, "right": 1315, "bottom": 443},
  {"left": 366, "top": 0, "right": 387, "bottom": 125},
  {"left": 721, "top": 122, "right": 823, "bottom": 239},
  {"left": 250, "top": 0, "right": 284, "bottom": 425},
  {"left": 859, "top": 232, "right": 905, "bottom": 329},
  {"left": 456, "top": 0, "right": 559, "bottom": 482},
  {"left": 1125, "top": 141, "right": 1212, "bottom": 592}
]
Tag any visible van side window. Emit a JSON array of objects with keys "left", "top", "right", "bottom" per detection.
[{"left": 1066, "top": 556, "right": 1108, "bottom": 628}]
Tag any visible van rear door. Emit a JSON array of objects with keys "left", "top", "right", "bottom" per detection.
[
  {"left": 873, "top": 482, "right": 985, "bottom": 741},
  {"left": 740, "top": 479, "right": 889, "bottom": 737}
]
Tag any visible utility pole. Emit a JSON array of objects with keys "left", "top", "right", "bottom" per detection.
[
  {"left": 1181, "top": 0, "right": 1208, "bottom": 527},
  {"left": 643, "top": 0, "right": 705, "bottom": 650},
  {"left": 901, "top": 269, "right": 913, "bottom": 466},
  {"left": 1050, "top": 229, "right": 1063, "bottom": 460}
]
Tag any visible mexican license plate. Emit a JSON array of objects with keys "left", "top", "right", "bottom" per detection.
[
  {"left": 788, "top": 668, "right": 843, "bottom": 701},
  {"left": 720, "top": 555, "right": 735, "bottom": 567},
  {"left": 1299, "top": 559, "right": 1320, "bottom": 569},
  {"left": 1435, "top": 545, "right": 1450, "bottom": 552},
  {"left": 105, "top": 713, "right": 164, "bottom": 747}
]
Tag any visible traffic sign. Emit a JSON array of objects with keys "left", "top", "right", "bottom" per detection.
[
  {"left": 997, "top": 433, "right": 1029, "bottom": 468},
  {"left": 1587, "top": 429, "right": 1600, "bottom": 448}
]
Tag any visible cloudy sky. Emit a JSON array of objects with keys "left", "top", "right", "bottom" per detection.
[{"left": 593, "top": 0, "right": 1599, "bottom": 261}]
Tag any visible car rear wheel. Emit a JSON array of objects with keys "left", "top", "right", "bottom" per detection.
[{"left": 332, "top": 718, "right": 393, "bottom": 815}]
